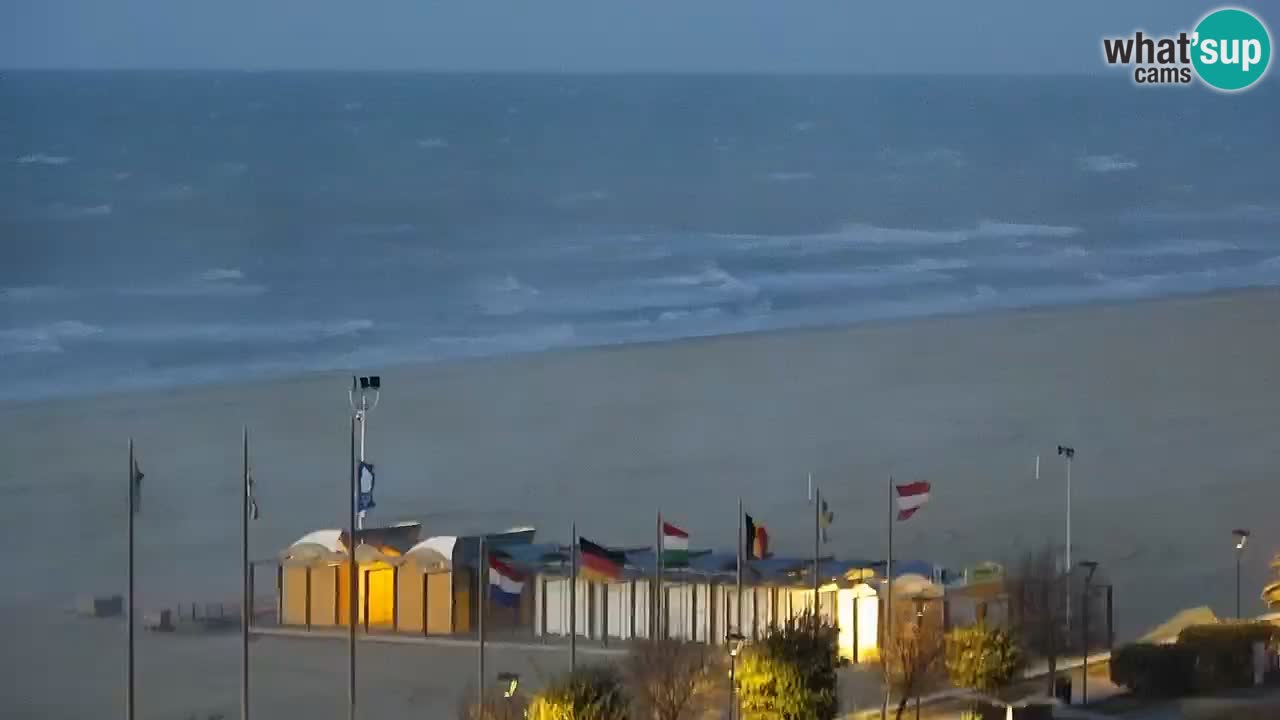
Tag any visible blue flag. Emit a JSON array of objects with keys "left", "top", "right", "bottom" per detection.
[{"left": 358, "top": 461, "right": 376, "bottom": 512}]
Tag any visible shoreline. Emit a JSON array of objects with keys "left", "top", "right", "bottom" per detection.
[{"left": 8, "top": 284, "right": 1280, "bottom": 409}]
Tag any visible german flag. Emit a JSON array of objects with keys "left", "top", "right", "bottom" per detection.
[
  {"left": 745, "top": 513, "right": 770, "bottom": 560},
  {"left": 578, "top": 536, "right": 625, "bottom": 581}
]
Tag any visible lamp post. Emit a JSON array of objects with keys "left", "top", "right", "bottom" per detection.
[
  {"left": 727, "top": 632, "right": 746, "bottom": 720},
  {"left": 348, "top": 375, "right": 381, "bottom": 530},
  {"left": 1078, "top": 560, "right": 1098, "bottom": 705},
  {"left": 1057, "top": 445, "right": 1075, "bottom": 634},
  {"left": 1233, "top": 529, "right": 1250, "bottom": 619}
]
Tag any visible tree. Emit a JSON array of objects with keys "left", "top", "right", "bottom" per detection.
[
  {"left": 528, "top": 664, "right": 629, "bottom": 720},
  {"left": 623, "top": 638, "right": 723, "bottom": 720},
  {"left": 737, "top": 612, "right": 839, "bottom": 720},
  {"left": 1005, "top": 543, "right": 1110, "bottom": 697},
  {"left": 945, "top": 624, "right": 1024, "bottom": 703},
  {"left": 880, "top": 600, "right": 947, "bottom": 720}
]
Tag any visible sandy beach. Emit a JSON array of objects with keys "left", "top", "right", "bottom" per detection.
[{"left": 2, "top": 289, "right": 1279, "bottom": 717}]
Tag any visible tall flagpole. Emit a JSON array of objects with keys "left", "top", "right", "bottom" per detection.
[
  {"left": 736, "top": 497, "right": 743, "bottom": 633},
  {"left": 127, "top": 438, "right": 136, "bottom": 720},
  {"left": 478, "top": 534, "right": 486, "bottom": 709},
  {"left": 241, "top": 427, "right": 250, "bottom": 720},
  {"left": 813, "top": 486, "right": 821, "bottom": 615},
  {"left": 348, "top": 415, "right": 357, "bottom": 720},
  {"left": 570, "top": 522, "right": 577, "bottom": 671},
  {"left": 655, "top": 511, "right": 663, "bottom": 640},
  {"left": 885, "top": 475, "right": 894, "bottom": 720}
]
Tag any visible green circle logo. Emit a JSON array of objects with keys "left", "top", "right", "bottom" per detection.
[{"left": 1192, "top": 8, "right": 1272, "bottom": 91}]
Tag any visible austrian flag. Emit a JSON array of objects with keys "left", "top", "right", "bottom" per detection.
[{"left": 895, "top": 481, "right": 931, "bottom": 521}]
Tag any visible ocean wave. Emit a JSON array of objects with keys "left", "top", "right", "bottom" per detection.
[
  {"left": 792, "top": 120, "right": 816, "bottom": 132},
  {"left": 748, "top": 257, "right": 967, "bottom": 294},
  {"left": 15, "top": 153, "right": 70, "bottom": 166},
  {"left": 415, "top": 137, "right": 449, "bottom": 149},
  {"left": 47, "top": 203, "right": 112, "bottom": 219},
  {"left": 1120, "top": 204, "right": 1280, "bottom": 225},
  {"left": 0, "top": 321, "right": 102, "bottom": 355},
  {"left": 556, "top": 189, "right": 610, "bottom": 207},
  {"left": 657, "top": 307, "right": 725, "bottom": 323},
  {"left": 478, "top": 274, "right": 541, "bottom": 316},
  {"left": 198, "top": 268, "right": 246, "bottom": 282},
  {"left": 760, "top": 171, "right": 815, "bottom": 183},
  {"left": 653, "top": 264, "right": 757, "bottom": 296},
  {"left": 0, "top": 285, "right": 67, "bottom": 303},
  {"left": 126, "top": 270, "right": 266, "bottom": 298},
  {"left": 879, "top": 147, "right": 965, "bottom": 169},
  {"left": 1115, "top": 239, "right": 1240, "bottom": 257},
  {"left": 99, "top": 319, "right": 374, "bottom": 345},
  {"left": 1080, "top": 154, "right": 1139, "bottom": 173},
  {"left": 717, "top": 220, "right": 1081, "bottom": 253}
]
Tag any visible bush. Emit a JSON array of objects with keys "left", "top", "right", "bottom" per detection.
[
  {"left": 737, "top": 612, "right": 839, "bottom": 720},
  {"left": 1109, "top": 643, "right": 1196, "bottom": 696},
  {"left": 528, "top": 664, "right": 629, "bottom": 720},
  {"left": 623, "top": 639, "right": 722, "bottom": 720},
  {"left": 945, "top": 624, "right": 1023, "bottom": 697},
  {"left": 1177, "top": 622, "right": 1278, "bottom": 692}
]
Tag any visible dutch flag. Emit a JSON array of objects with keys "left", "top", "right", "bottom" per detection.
[{"left": 489, "top": 556, "right": 524, "bottom": 608}]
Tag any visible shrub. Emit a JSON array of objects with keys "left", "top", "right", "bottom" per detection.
[
  {"left": 1177, "top": 622, "right": 1278, "bottom": 692},
  {"left": 1109, "top": 643, "right": 1196, "bottom": 696},
  {"left": 945, "top": 624, "right": 1024, "bottom": 698},
  {"left": 737, "top": 612, "right": 839, "bottom": 720},
  {"left": 623, "top": 638, "right": 723, "bottom": 720},
  {"left": 528, "top": 664, "right": 629, "bottom": 720}
]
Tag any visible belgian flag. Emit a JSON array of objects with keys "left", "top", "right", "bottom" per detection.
[
  {"left": 579, "top": 536, "right": 625, "bottom": 581},
  {"left": 745, "top": 513, "right": 770, "bottom": 560}
]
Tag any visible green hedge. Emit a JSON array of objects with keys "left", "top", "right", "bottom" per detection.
[
  {"left": 1177, "top": 623, "right": 1278, "bottom": 693},
  {"left": 1109, "top": 643, "right": 1196, "bottom": 696}
]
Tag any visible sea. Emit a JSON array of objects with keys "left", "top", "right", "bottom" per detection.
[{"left": 3, "top": 71, "right": 1279, "bottom": 401}]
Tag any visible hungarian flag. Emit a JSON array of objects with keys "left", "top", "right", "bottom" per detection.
[
  {"left": 895, "top": 480, "right": 931, "bottom": 521},
  {"left": 745, "top": 513, "right": 770, "bottom": 560},
  {"left": 662, "top": 522, "right": 689, "bottom": 567},
  {"left": 579, "top": 537, "right": 624, "bottom": 582},
  {"left": 489, "top": 555, "right": 524, "bottom": 608}
]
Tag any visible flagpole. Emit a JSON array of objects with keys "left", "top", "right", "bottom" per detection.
[
  {"left": 127, "top": 438, "right": 135, "bottom": 720},
  {"left": 241, "top": 427, "right": 250, "bottom": 720},
  {"left": 813, "top": 486, "right": 821, "bottom": 615},
  {"left": 736, "top": 497, "right": 743, "bottom": 634},
  {"left": 655, "top": 511, "right": 662, "bottom": 640},
  {"left": 570, "top": 521, "right": 577, "bottom": 671},
  {"left": 348, "top": 415, "right": 357, "bottom": 720},
  {"left": 478, "top": 534, "right": 486, "bottom": 709},
  {"left": 885, "top": 475, "right": 894, "bottom": 720}
]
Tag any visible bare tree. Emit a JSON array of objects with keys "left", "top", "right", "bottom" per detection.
[
  {"left": 880, "top": 598, "right": 947, "bottom": 720},
  {"left": 623, "top": 638, "right": 723, "bottom": 720}
]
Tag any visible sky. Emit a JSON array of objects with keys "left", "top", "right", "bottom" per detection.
[{"left": 1, "top": 1, "right": 1260, "bottom": 73}]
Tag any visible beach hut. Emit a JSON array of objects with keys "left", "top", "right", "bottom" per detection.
[{"left": 278, "top": 523, "right": 421, "bottom": 630}]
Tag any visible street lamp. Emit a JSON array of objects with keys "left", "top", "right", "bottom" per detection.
[
  {"left": 1078, "top": 561, "right": 1099, "bottom": 705},
  {"left": 349, "top": 375, "right": 381, "bottom": 530},
  {"left": 1233, "top": 529, "right": 1250, "bottom": 619},
  {"left": 727, "top": 632, "right": 746, "bottom": 720}
]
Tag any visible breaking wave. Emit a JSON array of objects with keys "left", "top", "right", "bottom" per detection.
[
  {"left": 0, "top": 321, "right": 102, "bottom": 355},
  {"left": 1080, "top": 154, "right": 1139, "bottom": 173},
  {"left": 15, "top": 153, "right": 70, "bottom": 166}
]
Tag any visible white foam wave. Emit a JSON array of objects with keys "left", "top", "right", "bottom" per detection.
[
  {"left": 48, "top": 204, "right": 112, "bottom": 219},
  {"left": 415, "top": 137, "right": 449, "bottom": 149},
  {"left": 126, "top": 270, "right": 265, "bottom": 298},
  {"left": 880, "top": 147, "right": 965, "bottom": 169},
  {"left": 760, "top": 171, "right": 815, "bottom": 183},
  {"left": 718, "top": 220, "right": 1081, "bottom": 253},
  {"left": 655, "top": 264, "right": 757, "bottom": 296},
  {"left": 657, "top": 307, "right": 725, "bottom": 323},
  {"left": 0, "top": 321, "right": 102, "bottom": 355},
  {"left": 0, "top": 285, "right": 67, "bottom": 303},
  {"left": 16, "top": 153, "right": 70, "bottom": 166},
  {"left": 479, "top": 274, "right": 541, "bottom": 316},
  {"left": 1116, "top": 239, "right": 1240, "bottom": 257},
  {"left": 1080, "top": 154, "right": 1138, "bottom": 173},
  {"left": 113, "top": 171, "right": 132, "bottom": 181},
  {"left": 792, "top": 120, "right": 816, "bottom": 132},
  {"left": 748, "top": 258, "right": 967, "bottom": 294},
  {"left": 103, "top": 319, "right": 373, "bottom": 345},
  {"left": 556, "top": 190, "right": 610, "bottom": 207},
  {"left": 343, "top": 101, "right": 364, "bottom": 112},
  {"left": 199, "top": 268, "right": 246, "bottom": 282}
]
